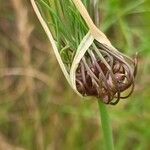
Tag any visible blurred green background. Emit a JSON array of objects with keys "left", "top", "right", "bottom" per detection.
[{"left": 0, "top": 0, "right": 150, "bottom": 150}]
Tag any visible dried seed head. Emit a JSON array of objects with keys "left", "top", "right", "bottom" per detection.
[{"left": 76, "top": 42, "right": 137, "bottom": 105}]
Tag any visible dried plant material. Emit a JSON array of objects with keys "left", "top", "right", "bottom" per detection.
[
  {"left": 12, "top": 0, "right": 44, "bottom": 149},
  {"left": 0, "top": 134, "right": 25, "bottom": 150},
  {"left": 30, "top": 0, "right": 137, "bottom": 105},
  {"left": 75, "top": 43, "right": 137, "bottom": 104}
]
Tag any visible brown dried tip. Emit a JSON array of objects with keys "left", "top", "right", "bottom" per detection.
[{"left": 76, "top": 42, "right": 137, "bottom": 105}]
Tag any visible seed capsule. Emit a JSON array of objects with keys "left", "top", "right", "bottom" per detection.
[{"left": 76, "top": 43, "right": 137, "bottom": 105}]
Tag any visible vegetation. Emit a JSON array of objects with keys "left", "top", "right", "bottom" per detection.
[{"left": 0, "top": 0, "right": 150, "bottom": 150}]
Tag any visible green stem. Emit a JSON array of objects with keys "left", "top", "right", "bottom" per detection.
[{"left": 98, "top": 101, "right": 114, "bottom": 150}]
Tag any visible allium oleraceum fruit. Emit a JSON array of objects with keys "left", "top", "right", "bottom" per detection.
[{"left": 31, "top": 0, "right": 137, "bottom": 105}]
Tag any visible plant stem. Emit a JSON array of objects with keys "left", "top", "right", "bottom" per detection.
[{"left": 98, "top": 101, "right": 114, "bottom": 150}]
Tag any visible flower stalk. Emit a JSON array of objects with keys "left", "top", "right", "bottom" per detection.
[{"left": 98, "top": 101, "right": 114, "bottom": 150}]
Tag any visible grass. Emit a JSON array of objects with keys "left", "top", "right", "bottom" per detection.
[{"left": 0, "top": 0, "right": 150, "bottom": 150}]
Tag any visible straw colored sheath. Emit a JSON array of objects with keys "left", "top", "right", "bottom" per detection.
[
  {"left": 72, "top": 0, "right": 111, "bottom": 45},
  {"left": 30, "top": 0, "right": 71, "bottom": 85}
]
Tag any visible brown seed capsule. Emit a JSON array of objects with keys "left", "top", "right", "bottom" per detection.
[{"left": 76, "top": 43, "right": 137, "bottom": 105}]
